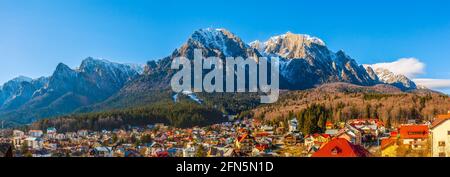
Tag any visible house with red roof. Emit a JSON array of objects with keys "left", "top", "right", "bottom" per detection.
[
  {"left": 430, "top": 112, "right": 450, "bottom": 157},
  {"left": 398, "top": 124, "right": 429, "bottom": 149},
  {"left": 311, "top": 138, "right": 371, "bottom": 157}
]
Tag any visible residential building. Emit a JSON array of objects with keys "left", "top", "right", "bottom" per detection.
[
  {"left": 47, "top": 127, "right": 57, "bottom": 134},
  {"left": 13, "top": 130, "right": 25, "bottom": 137},
  {"left": 77, "top": 130, "right": 89, "bottom": 137},
  {"left": 25, "top": 137, "right": 43, "bottom": 150},
  {"left": 336, "top": 126, "right": 362, "bottom": 145},
  {"left": 430, "top": 112, "right": 450, "bottom": 157},
  {"left": 398, "top": 124, "right": 429, "bottom": 149},
  {"left": 380, "top": 137, "right": 398, "bottom": 157},
  {"left": 28, "top": 130, "right": 43, "bottom": 138},
  {"left": 288, "top": 118, "right": 298, "bottom": 133},
  {"left": 312, "top": 138, "right": 371, "bottom": 157}
]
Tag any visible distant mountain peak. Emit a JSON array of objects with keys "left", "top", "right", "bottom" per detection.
[
  {"left": 11, "top": 76, "right": 33, "bottom": 83},
  {"left": 363, "top": 65, "right": 417, "bottom": 91},
  {"left": 55, "top": 62, "right": 73, "bottom": 72},
  {"left": 188, "top": 28, "right": 245, "bottom": 56},
  {"left": 175, "top": 28, "right": 259, "bottom": 58},
  {"left": 272, "top": 32, "right": 325, "bottom": 46},
  {"left": 0, "top": 57, "right": 143, "bottom": 125},
  {"left": 80, "top": 57, "right": 113, "bottom": 68},
  {"left": 251, "top": 32, "right": 326, "bottom": 59}
]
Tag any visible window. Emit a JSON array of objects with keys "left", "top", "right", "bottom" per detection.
[
  {"left": 448, "top": 131, "right": 450, "bottom": 135},
  {"left": 439, "top": 152, "right": 446, "bottom": 157},
  {"left": 408, "top": 131, "right": 427, "bottom": 135},
  {"left": 331, "top": 147, "right": 342, "bottom": 155},
  {"left": 438, "top": 141, "right": 446, "bottom": 147}
]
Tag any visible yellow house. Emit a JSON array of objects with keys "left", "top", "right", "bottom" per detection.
[{"left": 381, "top": 137, "right": 398, "bottom": 157}]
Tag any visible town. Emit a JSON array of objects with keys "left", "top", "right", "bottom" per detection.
[{"left": 1, "top": 111, "right": 450, "bottom": 158}]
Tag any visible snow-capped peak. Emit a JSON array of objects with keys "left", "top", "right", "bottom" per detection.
[
  {"left": 190, "top": 28, "right": 236, "bottom": 44},
  {"left": 416, "top": 84, "right": 429, "bottom": 90},
  {"left": 176, "top": 28, "right": 259, "bottom": 58},
  {"left": 251, "top": 32, "right": 327, "bottom": 59},
  {"left": 78, "top": 57, "right": 143, "bottom": 75},
  {"left": 249, "top": 40, "right": 266, "bottom": 54},
  {"left": 363, "top": 65, "right": 417, "bottom": 90},
  {"left": 188, "top": 28, "right": 245, "bottom": 57},
  {"left": 266, "top": 32, "right": 326, "bottom": 46},
  {"left": 302, "top": 34, "right": 326, "bottom": 46}
]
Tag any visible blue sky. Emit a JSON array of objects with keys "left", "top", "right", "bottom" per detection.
[{"left": 1, "top": 0, "right": 450, "bottom": 92}]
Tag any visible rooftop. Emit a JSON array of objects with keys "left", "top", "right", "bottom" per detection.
[
  {"left": 311, "top": 138, "right": 370, "bottom": 157},
  {"left": 431, "top": 112, "right": 450, "bottom": 129}
]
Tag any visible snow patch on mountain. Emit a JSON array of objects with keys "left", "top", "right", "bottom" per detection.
[
  {"left": 189, "top": 28, "right": 236, "bottom": 57},
  {"left": 172, "top": 91, "right": 203, "bottom": 104}
]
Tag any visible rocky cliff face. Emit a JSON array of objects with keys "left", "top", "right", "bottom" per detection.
[
  {"left": 0, "top": 76, "right": 49, "bottom": 111},
  {"left": 363, "top": 66, "right": 417, "bottom": 91},
  {"left": 251, "top": 32, "right": 378, "bottom": 89}
]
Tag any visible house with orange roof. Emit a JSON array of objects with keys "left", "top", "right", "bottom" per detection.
[
  {"left": 311, "top": 138, "right": 371, "bottom": 157},
  {"left": 430, "top": 111, "right": 450, "bottom": 157},
  {"left": 380, "top": 136, "right": 398, "bottom": 157},
  {"left": 326, "top": 121, "right": 333, "bottom": 130},
  {"left": 235, "top": 133, "right": 255, "bottom": 155}
]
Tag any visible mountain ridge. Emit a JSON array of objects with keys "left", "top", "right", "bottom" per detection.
[
  {"left": 0, "top": 57, "right": 143, "bottom": 126},
  {"left": 0, "top": 28, "right": 433, "bottom": 127}
]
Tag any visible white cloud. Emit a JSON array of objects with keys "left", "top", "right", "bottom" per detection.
[
  {"left": 368, "top": 58, "right": 425, "bottom": 78},
  {"left": 413, "top": 79, "right": 450, "bottom": 90}
]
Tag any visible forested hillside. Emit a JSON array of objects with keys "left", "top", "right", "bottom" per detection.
[
  {"left": 29, "top": 100, "right": 225, "bottom": 132},
  {"left": 254, "top": 83, "right": 450, "bottom": 131}
]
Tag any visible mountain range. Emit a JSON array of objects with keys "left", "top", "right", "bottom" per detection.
[
  {"left": 0, "top": 28, "right": 427, "bottom": 127},
  {"left": 0, "top": 58, "right": 142, "bottom": 125}
]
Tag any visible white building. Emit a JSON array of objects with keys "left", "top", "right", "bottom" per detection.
[
  {"left": 77, "top": 130, "right": 89, "bottom": 137},
  {"left": 93, "top": 147, "right": 113, "bottom": 157},
  {"left": 13, "top": 130, "right": 25, "bottom": 137},
  {"left": 288, "top": 118, "right": 298, "bottom": 133},
  {"left": 47, "top": 127, "right": 57, "bottom": 134},
  {"left": 25, "top": 137, "right": 43, "bottom": 150},
  {"left": 12, "top": 137, "right": 24, "bottom": 148},
  {"left": 431, "top": 112, "right": 450, "bottom": 157},
  {"left": 55, "top": 133, "right": 66, "bottom": 140},
  {"left": 28, "top": 130, "right": 43, "bottom": 138}
]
